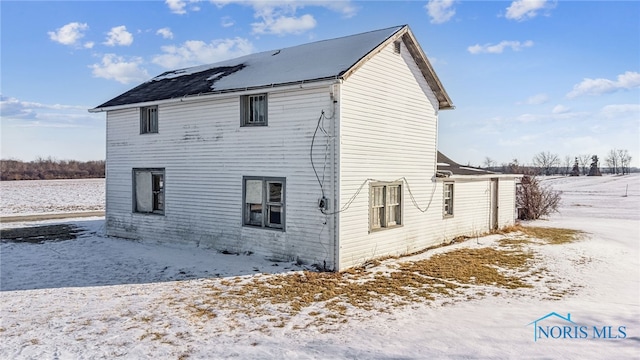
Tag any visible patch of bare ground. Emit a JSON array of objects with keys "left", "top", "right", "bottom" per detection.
[{"left": 0, "top": 224, "right": 84, "bottom": 243}]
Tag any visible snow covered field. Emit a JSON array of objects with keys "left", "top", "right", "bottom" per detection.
[
  {"left": 0, "top": 175, "right": 638, "bottom": 359},
  {"left": 0, "top": 179, "right": 104, "bottom": 216}
]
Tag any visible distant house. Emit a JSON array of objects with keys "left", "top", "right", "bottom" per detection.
[{"left": 90, "top": 25, "right": 517, "bottom": 271}]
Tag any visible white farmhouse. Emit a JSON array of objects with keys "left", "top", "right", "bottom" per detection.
[{"left": 90, "top": 25, "right": 517, "bottom": 271}]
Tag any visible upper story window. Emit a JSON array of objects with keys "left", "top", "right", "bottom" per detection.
[
  {"left": 370, "top": 182, "right": 402, "bottom": 231},
  {"left": 241, "top": 94, "right": 268, "bottom": 126},
  {"left": 140, "top": 106, "right": 158, "bottom": 134},
  {"left": 443, "top": 182, "right": 454, "bottom": 217}
]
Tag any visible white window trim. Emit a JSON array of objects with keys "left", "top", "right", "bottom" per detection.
[
  {"left": 240, "top": 94, "right": 268, "bottom": 127},
  {"left": 369, "top": 182, "right": 403, "bottom": 232},
  {"left": 140, "top": 106, "right": 158, "bottom": 134},
  {"left": 443, "top": 182, "right": 454, "bottom": 218},
  {"left": 243, "top": 176, "right": 285, "bottom": 230},
  {"left": 133, "top": 168, "right": 165, "bottom": 215}
]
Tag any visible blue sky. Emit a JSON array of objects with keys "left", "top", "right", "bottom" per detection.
[{"left": 1, "top": 0, "right": 639, "bottom": 167}]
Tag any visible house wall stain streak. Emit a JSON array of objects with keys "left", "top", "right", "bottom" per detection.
[{"left": 105, "top": 85, "right": 337, "bottom": 268}]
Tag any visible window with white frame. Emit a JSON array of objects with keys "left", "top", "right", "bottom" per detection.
[
  {"left": 133, "top": 168, "right": 164, "bottom": 215},
  {"left": 140, "top": 106, "right": 158, "bottom": 134},
  {"left": 370, "top": 182, "right": 402, "bottom": 231},
  {"left": 241, "top": 94, "right": 268, "bottom": 126},
  {"left": 243, "top": 176, "right": 285, "bottom": 229},
  {"left": 443, "top": 182, "right": 454, "bottom": 217}
]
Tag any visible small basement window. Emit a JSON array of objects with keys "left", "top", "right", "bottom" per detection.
[
  {"left": 241, "top": 94, "right": 268, "bottom": 126},
  {"left": 370, "top": 182, "right": 402, "bottom": 231},
  {"left": 243, "top": 176, "right": 285, "bottom": 230},
  {"left": 133, "top": 168, "right": 165, "bottom": 215},
  {"left": 443, "top": 182, "right": 454, "bottom": 217},
  {"left": 140, "top": 106, "right": 158, "bottom": 134}
]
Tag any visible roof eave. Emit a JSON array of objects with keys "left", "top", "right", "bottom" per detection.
[
  {"left": 88, "top": 77, "right": 339, "bottom": 113},
  {"left": 401, "top": 27, "right": 454, "bottom": 110}
]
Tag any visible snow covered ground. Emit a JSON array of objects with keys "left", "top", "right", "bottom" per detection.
[
  {"left": 0, "top": 174, "right": 638, "bottom": 359},
  {"left": 0, "top": 179, "right": 104, "bottom": 216}
]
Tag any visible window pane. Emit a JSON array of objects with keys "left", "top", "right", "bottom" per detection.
[
  {"left": 389, "top": 186, "right": 400, "bottom": 204},
  {"left": 268, "top": 182, "right": 282, "bottom": 203},
  {"left": 250, "top": 95, "right": 266, "bottom": 123},
  {"left": 388, "top": 205, "right": 398, "bottom": 226},
  {"left": 245, "top": 180, "right": 263, "bottom": 204},
  {"left": 153, "top": 174, "right": 164, "bottom": 211},
  {"left": 268, "top": 205, "right": 282, "bottom": 226},
  {"left": 372, "top": 207, "right": 384, "bottom": 228},
  {"left": 247, "top": 203, "right": 263, "bottom": 226},
  {"left": 372, "top": 186, "right": 384, "bottom": 207},
  {"left": 135, "top": 171, "right": 153, "bottom": 212}
]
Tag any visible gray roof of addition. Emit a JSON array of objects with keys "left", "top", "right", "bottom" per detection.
[
  {"left": 437, "top": 151, "right": 496, "bottom": 176},
  {"left": 92, "top": 25, "right": 453, "bottom": 111}
]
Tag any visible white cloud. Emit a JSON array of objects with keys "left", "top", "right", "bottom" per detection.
[
  {"left": 48, "top": 22, "right": 89, "bottom": 47},
  {"left": 567, "top": 71, "right": 640, "bottom": 98},
  {"left": 521, "top": 93, "right": 549, "bottom": 105},
  {"left": 252, "top": 14, "right": 317, "bottom": 35},
  {"left": 425, "top": 0, "right": 456, "bottom": 24},
  {"left": 505, "top": 0, "right": 554, "bottom": 21},
  {"left": 84, "top": 41, "right": 95, "bottom": 49},
  {"left": 467, "top": 40, "right": 533, "bottom": 54},
  {"left": 156, "top": 27, "right": 174, "bottom": 39},
  {"left": 165, "top": 0, "right": 204, "bottom": 14},
  {"left": 599, "top": 104, "right": 640, "bottom": 119},
  {"left": 90, "top": 54, "right": 149, "bottom": 84},
  {"left": 552, "top": 104, "right": 570, "bottom": 114},
  {"left": 221, "top": 16, "right": 235, "bottom": 28},
  {"left": 104, "top": 26, "right": 134, "bottom": 46},
  {"left": 211, "top": 1, "right": 357, "bottom": 34},
  {"left": 0, "top": 95, "right": 100, "bottom": 129},
  {"left": 166, "top": 0, "right": 187, "bottom": 14},
  {"left": 152, "top": 38, "right": 255, "bottom": 69}
]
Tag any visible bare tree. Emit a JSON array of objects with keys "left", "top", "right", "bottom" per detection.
[
  {"left": 532, "top": 151, "right": 560, "bottom": 176},
  {"left": 508, "top": 158, "right": 521, "bottom": 174},
  {"left": 517, "top": 175, "right": 562, "bottom": 220},
  {"left": 563, "top": 155, "right": 572, "bottom": 176},
  {"left": 578, "top": 154, "right": 591, "bottom": 175},
  {"left": 483, "top": 157, "right": 496, "bottom": 170},
  {"left": 618, "top": 149, "right": 633, "bottom": 175},
  {"left": 605, "top": 149, "right": 620, "bottom": 174}
]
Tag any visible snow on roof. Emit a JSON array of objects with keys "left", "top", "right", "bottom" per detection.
[{"left": 93, "top": 26, "right": 404, "bottom": 109}]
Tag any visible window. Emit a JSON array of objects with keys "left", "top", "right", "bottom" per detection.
[
  {"left": 370, "top": 182, "right": 402, "bottom": 231},
  {"left": 243, "top": 176, "right": 285, "bottom": 229},
  {"left": 241, "top": 94, "right": 268, "bottom": 126},
  {"left": 140, "top": 106, "right": 158, "bottom": 134},
  {"left": 443, "top": 182, "right": 454, "bottom": 217},
  {"left": 133, "top": 168, "right": 164, "bottom": 215}
]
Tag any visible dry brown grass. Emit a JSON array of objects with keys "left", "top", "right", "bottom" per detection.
[
  {"left": 177, "top": 225, "right": 583, "bottom": 331},
  {"left": 516, "top": 225, "right": 583, "bottom": 244},
  {"left": 183, "top": 243, "right": 536, "bottom": 329}
]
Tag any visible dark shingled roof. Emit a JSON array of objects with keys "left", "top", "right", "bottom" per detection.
[
  {"left": 437, "top": 151, "right": 496, "bottom": 176},
  {"left": 92, "top": 25, "right": 453, "bottom": 111}
]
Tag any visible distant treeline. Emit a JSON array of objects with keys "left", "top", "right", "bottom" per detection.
[{"left": 0, "top": 158, "right": 105, "bottom": 181}]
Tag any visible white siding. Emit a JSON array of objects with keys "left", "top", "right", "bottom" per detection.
[
  {"left": 105, "top": 85, "right": 337, "bottom": 268},
  {"left": 440, "top": 177, "right": 516, "bottom": 240},
  {"left": 337, "top": 40, "right": 516, "bottom": 269},
  {"left": 338, "top": 40, "right": 443, "bottom": 269},
  {"left": 498, "top": 177, "right": 517, "bottom": 227}
]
